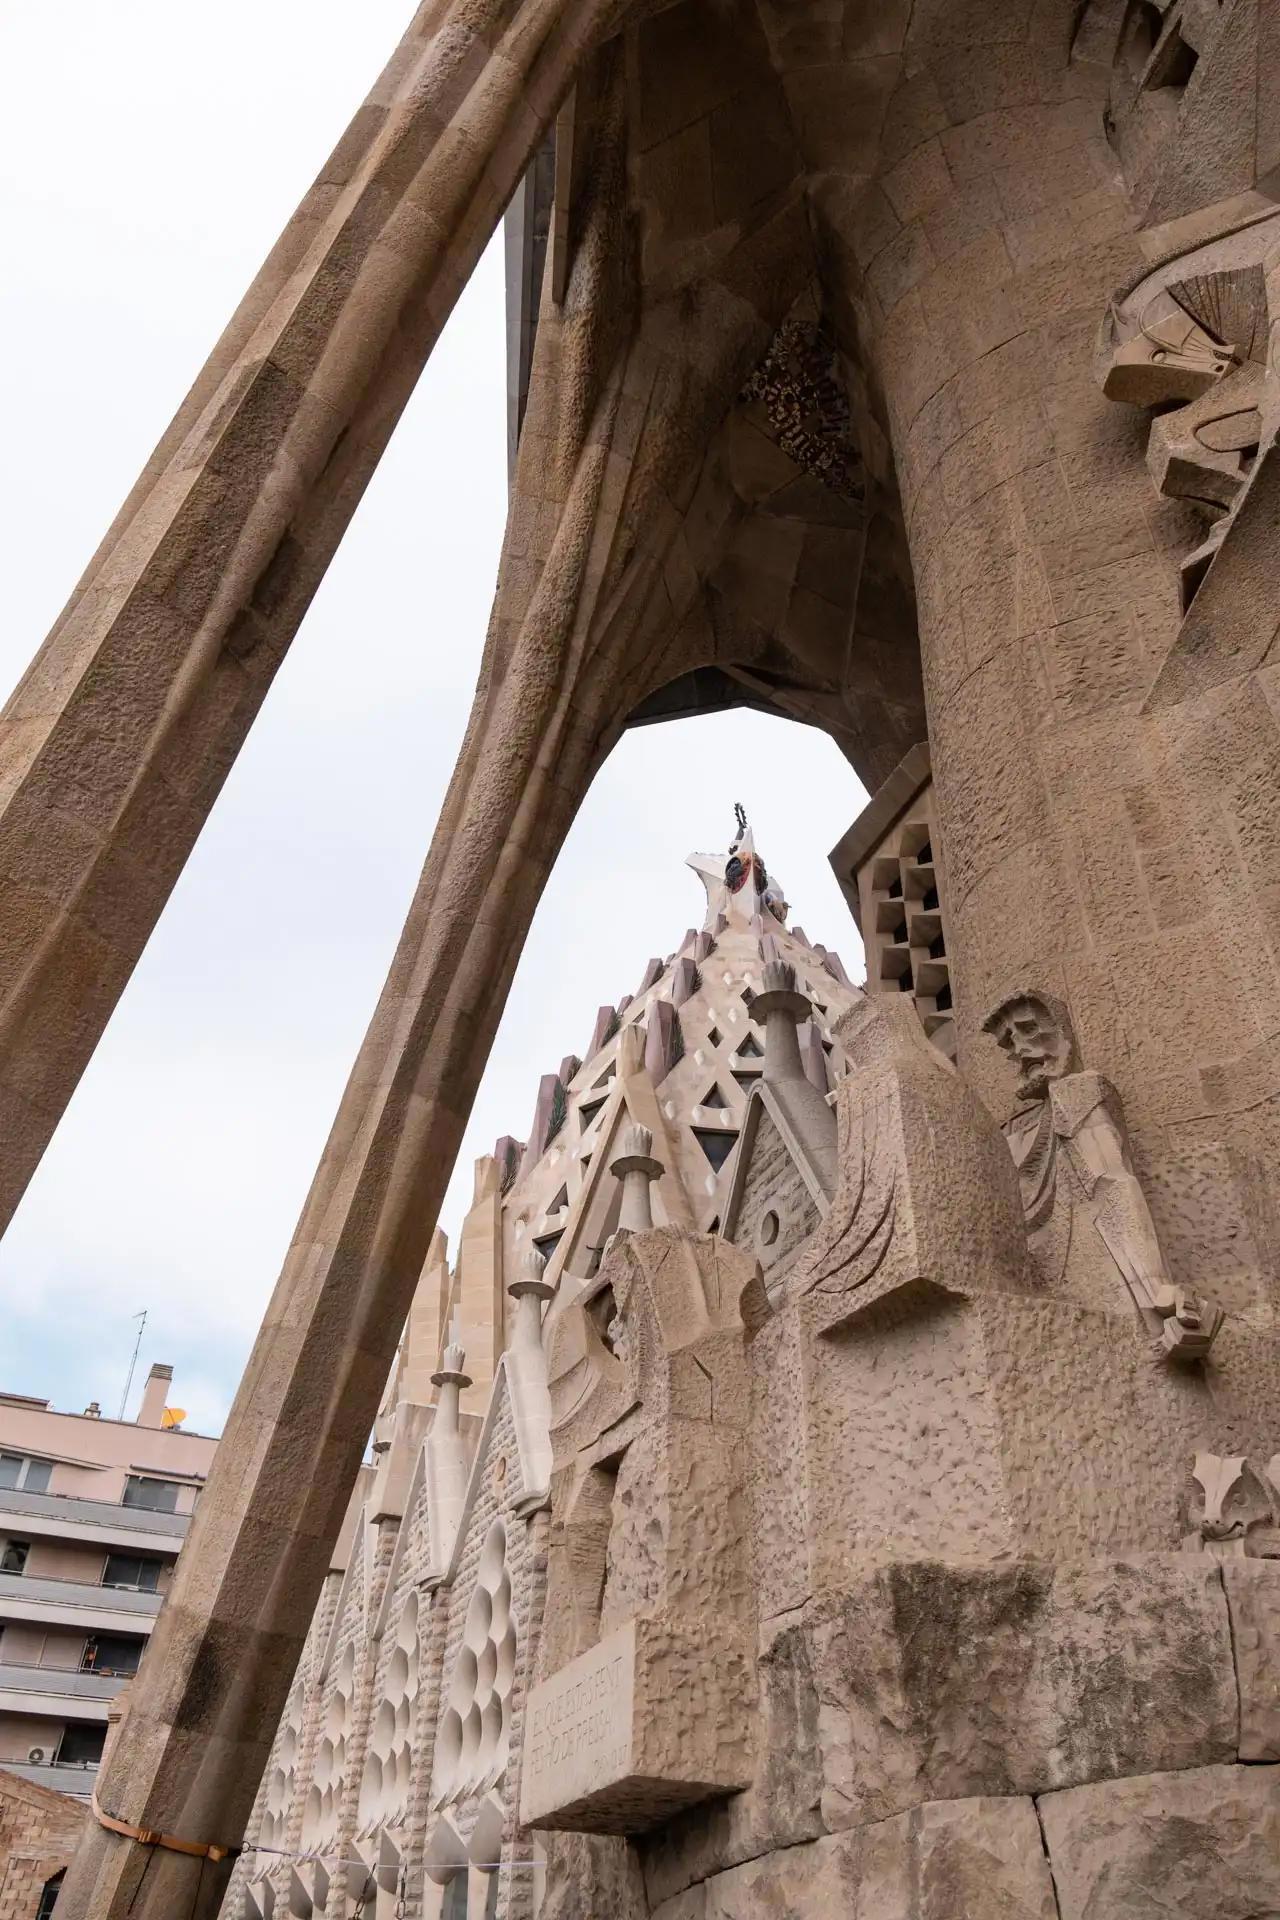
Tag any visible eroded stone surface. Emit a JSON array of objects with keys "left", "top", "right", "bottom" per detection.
[
  {"left": 649, "top": 1794, "right": 1057, "bottom": 1919},
  {"left": 813, "top": 1556, "right": 1236, "bottom": 1828},
  {"left": 1039, "top": 1762, "right": 1280, "bottom": 1920},
  {"left": 1223, "top": 1560, "right": 1280, "bottom": 1762}
]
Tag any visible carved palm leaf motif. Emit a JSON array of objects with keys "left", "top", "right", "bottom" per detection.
[{"left": 1169, "top": 264, "right": 1269, "bottom": 366}]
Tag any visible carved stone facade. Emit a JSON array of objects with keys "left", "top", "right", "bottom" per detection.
[
  {"left": 26, "top": 6, "right": 1280, "bottom": 1918},
  {"left": 222, "top": 848, "right": 1280, "bottom": 1920}
]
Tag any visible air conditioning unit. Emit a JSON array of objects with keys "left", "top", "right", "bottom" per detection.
[{"left": 27, "top": 1745, "right": 46, "bottom": 1764}]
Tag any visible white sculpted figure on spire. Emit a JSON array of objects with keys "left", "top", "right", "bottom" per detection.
[{"left": 686, "top": 805, "right": 789, "bottom": 931}]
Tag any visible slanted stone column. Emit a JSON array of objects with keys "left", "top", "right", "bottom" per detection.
[
  {"left": 52, "top": 667, "right": 612, "bottom": 1918},
  {"left": 609, "top": 1124, "right": 664, "bottom": 1234},
  {"left": 0, "top": 0, "right": 615, "bottom": 1237}
]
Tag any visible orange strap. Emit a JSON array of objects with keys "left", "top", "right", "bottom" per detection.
[{"left": 91, "top": 1791, "right": 240, "bottom": 1864}]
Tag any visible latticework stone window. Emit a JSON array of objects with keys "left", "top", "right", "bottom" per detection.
[
  {"left": 830, "top": 743, "right": 954, "bottom": 1060},
  {"left": 432, "top": 1521, "right": 518, "bottom": 1807},
  {"left": 358, "top": 1590, "right": 421, "bottom": 1831}
]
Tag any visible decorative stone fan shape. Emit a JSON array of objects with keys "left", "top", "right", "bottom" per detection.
[
  {"left": 358, "top": 1591, "right": 421, "bottom": 1832},
  {"left": 301, "top": 1641, "right": 355, "bottom": 1849},
  {"left": 432, "top": 1521, "right": 518, "bottom": 1807},
  {"left": 258, "top": 1692, "right": 304, "bottom": 1854}
]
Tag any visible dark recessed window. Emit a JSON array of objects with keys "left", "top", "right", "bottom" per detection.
[
  {"left": 898, "top": 970, "right": 915, "bottom": 993},
  {"left": 81, "top": 1633, "right": 142, "bottom": 1677},
  {"left": 736, "top": 1034, "right": 763, "bottom": 1060},
  {"left": 102, "top": 1553, "right": 161, "bottom": 1592},
  {"left": 916, "top": 840, "right": 932, "bottom": 863},
  {"left": 37, "top": 1872, "right": 64, "bottom": 1920},
  {"left": 693, "top": 1130, "right": 738, "bottom": 1173},
  {"left": 55, "top": 1723, "right": 106, "bottom": 1768},
  {"left": 532, "top": 1231, "right": 563, "bottom": 1266},
  {"left": 1, "top": 1538, "right": 30, "bottom": 1575},
  {"left": 122, "top": 1477, "right": 180, "bottom": 1514},
  {"left": 922, "top": 885, "right": 939, "bottom": 911},
  {"left": 890, "top": 920, "right": 908, "bottom": 945},
  {"left": 929, "top": 933, "right": 946, "bottom": 959},
  {"left": 888, "top": 875, "right": 903, "bottom": 899},
  {"left": 935, "top": 983, "right": 953, "bottom": 1012},
  {"left": 699, "top": 1083, "right": 730, "bottom": 1109}
]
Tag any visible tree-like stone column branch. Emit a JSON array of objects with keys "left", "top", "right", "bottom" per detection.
[{"left": 0, "top": 0, "right": 608, "bottom": 1237}]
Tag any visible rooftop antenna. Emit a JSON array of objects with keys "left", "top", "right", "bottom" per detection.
[{"left": 117, "top": 1310, "right": 147, "bottom": 1421}]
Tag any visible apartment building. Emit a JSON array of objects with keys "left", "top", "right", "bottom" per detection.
[{"left": 0, "top": 1364, "right": 218, "bottom": 1801}]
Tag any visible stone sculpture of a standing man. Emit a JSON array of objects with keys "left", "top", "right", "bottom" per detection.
[{"left": 983, "top": 991, "right": 1222, "bottom": 1363}]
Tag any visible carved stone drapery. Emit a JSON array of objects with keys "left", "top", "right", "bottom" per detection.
[{"left": 984, "top": 990, "right": 1223, "bottom": 1361}]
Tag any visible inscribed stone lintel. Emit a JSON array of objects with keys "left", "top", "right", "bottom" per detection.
[{"left": 519, "top": 1618, "right": 744, "bottom": 1834}]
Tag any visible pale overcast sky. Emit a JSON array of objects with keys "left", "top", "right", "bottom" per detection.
[{"left": 0, "top": 0, "right": 868, "bottom": 1434}]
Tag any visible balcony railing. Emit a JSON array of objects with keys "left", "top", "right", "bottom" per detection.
[
  {"left": 0, "top": 1483, "right": 188, "bottom": 1539},
  {"left": 0, "top": 1569, "right": 162, "bottom": 1618},
  {"left": 0, "top": 1756, "right": 98, "bottom": 1797},
  {"left": 0, "top": 1661, "right": 122, "bottom": 1699}
]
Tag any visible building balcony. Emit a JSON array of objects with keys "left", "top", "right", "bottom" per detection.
[
  {"left": 0, "top": 1755, "right": 98, "bottom": 1799},
  {"left": 0, "top": 1660, "right": 118, "bottom": 1720},
  {"left": 0, "top": 1482, "right": 188, "bottom": 1552},
  {"left": 0, "top": 1570, "right": 162, "bottom": 1636}
]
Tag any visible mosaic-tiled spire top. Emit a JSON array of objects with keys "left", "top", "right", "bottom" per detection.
[{"left": 686, "top": 807, "right": 789, "bottom": 932}]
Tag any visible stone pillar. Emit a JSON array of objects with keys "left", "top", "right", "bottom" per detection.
[
  {"left": 752, "top": 959, "right": 812, "bottom": 1087},
  {"left": 845, "top": 12, "right": 1280, "bottom": 1310},
  {"left": 609, "top": 1125, "right": 664, "bottom": 1234},
  {"left": 0, "top": 0, "right": 614, "bottom": 1238},
  {"left": 51, "top": 658, "right": 610, "bottom": 1919},
  {"left": 454, "top": 1156, "right": 504, "bottom": 1416},
  {"left": 509, "top": 1249, "right": 556, "bottom": 1351}
]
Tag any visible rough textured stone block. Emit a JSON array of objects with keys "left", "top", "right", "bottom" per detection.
[
  {"left": 650, "top": 1794, "right": 1057, "bottom": 1919},
  {"left": 640, "top": 1613, "right": 823, "bottom": 1907},
  {"left": 1040, "top": 1762, "right": 1280, "bottom": 1919},
  {"left": 521, "top": 1617, "right": 750, "bottom": 1833},
  {"left": 1223, "top": 1560, "right": 1280, "bottom": 1761},
  {"left": 814, "top": 1556, "right": 1236, "bottom": 1827}
]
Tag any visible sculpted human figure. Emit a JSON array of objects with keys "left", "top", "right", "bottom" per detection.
[{"left": 983, "top": 992, "right": 1223, "bottom": 1363}]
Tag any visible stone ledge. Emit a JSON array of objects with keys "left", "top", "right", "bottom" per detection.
[{"left": 520, "top": 1617, "right": 750, "bottom": 1834}]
